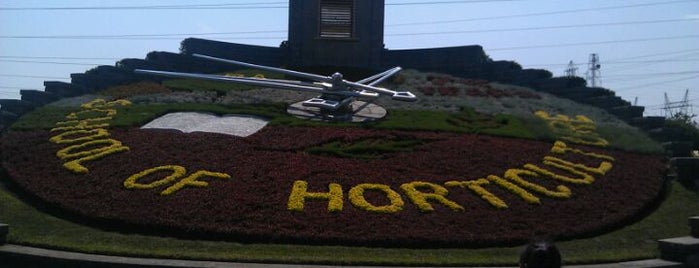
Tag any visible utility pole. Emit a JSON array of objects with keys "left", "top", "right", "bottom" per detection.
[
  {"left": 586, "top": 53, "right": 601, "bottom": 87},
  {"left": 564, "top": 60, "right": 578, "bottom": 77},
  {"left": 663, "top": 89, "right": 692, "bottom": 118}
]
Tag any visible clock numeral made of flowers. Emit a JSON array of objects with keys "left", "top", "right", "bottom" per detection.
[{"left": 49, "top": 99, "right": 131, "bottom": 174}]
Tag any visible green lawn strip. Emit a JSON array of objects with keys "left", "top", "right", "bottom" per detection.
[
  {"left": 8, "top": 102, "right": 535, "bottom": 138},
  {"left": 557, "top": 182, "right": 699, "bottom": 264},
  {"left": 8, "top": 105, "right": 78, "bottom": 130},
  {"left": 372, "top": 108, "right": 538, "bottom": 139},
  {"left": 1, "top": 179, "right": 696, "bottom": 266},
  {"left": 162, "top": 69, "right": 285, "bottom": 94},
  {"left": 8, "top": 103, "right": 290, "bottom": 131},
  {"left": 10, "top": 101, "right": 662, "bottom": 155}
]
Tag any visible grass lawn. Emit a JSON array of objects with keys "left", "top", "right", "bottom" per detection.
[{"left": 1, "top": 177, "right": 696, "bottom": 266}]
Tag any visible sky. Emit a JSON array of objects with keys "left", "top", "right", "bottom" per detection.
[{"left": 1, "top": 0, "right": 698, "bottom": 118}]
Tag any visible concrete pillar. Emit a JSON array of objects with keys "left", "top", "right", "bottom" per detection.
[{"left": 0, "top": 223, "right": 8, "bottom": 244}]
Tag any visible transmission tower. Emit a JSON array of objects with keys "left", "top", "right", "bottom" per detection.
[
  {"left": 585, "top": 53, "right": 601, "bottom": 87},
  {"left": 663, "top": 89, "right": 692, "bottom": 118},
  {"left": 564, "top": 60, "right": 578, "bottom": 77}
]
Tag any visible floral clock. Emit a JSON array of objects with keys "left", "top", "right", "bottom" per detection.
[{"left": 0, "top": 98, "right": 665, "bottom": 247}]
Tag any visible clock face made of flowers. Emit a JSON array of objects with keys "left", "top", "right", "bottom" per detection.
[{"left": 1, "top": 98, "right": 665, "bottom": 247}]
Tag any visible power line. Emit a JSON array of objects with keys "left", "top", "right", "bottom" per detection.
[
  {"left": 523, "top": 49, "right": 699, "bottom": 68},
  {"left": 647, "top": 97, "right": 699, "bottom": 110},
  {"left": 0, "top": 56, "right": 120, "bottom": 60},
  {"left": 0, "top": 2, "right": 288, "bottom": 11},
  {"left": 0, "top": 30, "right": 287, "bottom": 40},
  {"left": 487, "top": 35, "right": 699, "bottom": 51},
  {"left": 604, "top": 72, "right": 699, "bottom": 83},
  {"left": 0, "top": 86, "right": 29, "bottom": 90},
  {"left": 535, "top": 49, "right": 699, "bottom": 74},
  {"left": 386, "top": 0, "right": 696, "bottom": 26},
  {"left": 0, "top": 59, "right": 103, "bottom": 66},
  {"left": 614, "top": 74, "right": 699, "bottom": 91},
  {"left": 604, "top": 71, "right": 699, "bottom": 78},
  {"left": 2, "top": 18, "right": 696, "bottom": 41},
  {"left": 386, "top": 18, "right": 698, "bottom": 36},
  {"left": 604, "top": 50, "right": 699, "bottom": 75},
  {"left": 525, "top": 58, "right": 699, "bottom": 68},
  {"left": 0, "top": 36, "right": 285, "bottom": 41},
  {"left": 606, "top": 48, "right": 699, "bottom": 62},
  {"left": 0, "top": 0, "right": 521, "bottom": 11},
  {"left": 606, "top": 59, "right": 699, "bottom": 64},
  {"left": 386, "top": 0, "right": 521, "bottom": 6},
  {"left": 0, "top": 74, "right": 69, "bottom": 79},
  {"left": 2, "top": 55, "right": 697, "bottom": 66}
]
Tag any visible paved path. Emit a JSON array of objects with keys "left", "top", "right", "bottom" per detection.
[{"left": 0, "top": 244, "right": 683, "bottom": 268}]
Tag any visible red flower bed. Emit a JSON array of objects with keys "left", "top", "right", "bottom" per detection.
[
  {"left": 0, "top": 125, "right": 665, "bottom": 247},
  {"left": 419, "top": 74, "right": 541, "bottom": 99}
]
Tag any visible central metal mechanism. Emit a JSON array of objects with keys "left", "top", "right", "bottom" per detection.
[{"left": 135, "top": 54, "right": 416, "bottom": 120}]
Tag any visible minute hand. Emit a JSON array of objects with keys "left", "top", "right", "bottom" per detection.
[{"left": 343, "top": 80, "right": 417, "bottom": 102}]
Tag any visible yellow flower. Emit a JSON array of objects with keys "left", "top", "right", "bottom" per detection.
[
  {"left": 445, "top": 179, "right": 508, "bottom": 209},
  {"left": 550, "top": 141, "right": 615, "bottom": 161},
  {"left": 287, "top": 180, "right": 343, "bottom": 212},
  {"left": 400, "top": 181, "right": 464, "bottom": 212},
  {"left": 56, "top": 139, "right": 127, "bottom": 160},
  {"left": 63, "top": 146, "right": 129, "bottom": 174},
  {"left": 160, "top": 170, "right": 231, "bottom": 196},
  {"left": 124, "top": 165, "right": 187, "bottom": 190},
  {"left": 524, "top": 163, "right": 595, "bottom": 185},
  {"left": 49, "top": 129, "right": 110, "bottom": 144},
  {"left": 503, "top": 169, "right": 571, "bottom": 199},
  {"left": 487, "top": 175, "right": 540, "bottom": 205},
  {"left": 348, "top": 183, "right": 404, "bottom": 213},
  {"left": 543, "top": 156, "right": 613, "bottom": 176}
]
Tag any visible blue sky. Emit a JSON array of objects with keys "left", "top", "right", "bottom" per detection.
[{"left": 1, "top": 0, "right": 697, "bottom": 117}]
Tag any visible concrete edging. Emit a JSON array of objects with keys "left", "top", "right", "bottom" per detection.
[{"left": 0, "top": 223, "right": 8, "bottom": 245}]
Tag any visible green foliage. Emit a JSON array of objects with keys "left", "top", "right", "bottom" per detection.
[
  {"left": 372, "top": 107, "right": 538, "bottom": 139},
  {"left": 597, "top": 124, "right": 664, "bottom": 154},
  {"left": 663, "top": 113, "right": 699, "bottom": 149},
  {"left": 162, "top": 69, "right": 284, "bottom": 94},
  {"left": 373, "top": 109, "right": 462, "bottom": 132},
  {"left": 9, "top": 105, "right": 77, "bottom": 130},
  {"left": 306, "top": 138, "right": 426, "bottom": 159},
  {"left": 12, "top": 100, "right": 660, "bottom": 155},
  {"left": 11, "top": 100, "right": 661, "bottom": 154},
  {"left": 669, "top": 112, "right": 697, "bottom": 126}
]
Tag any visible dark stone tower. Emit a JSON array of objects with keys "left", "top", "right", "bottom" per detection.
[{"left": 287, "top": 0, "right": 385, "bottom": 69}]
